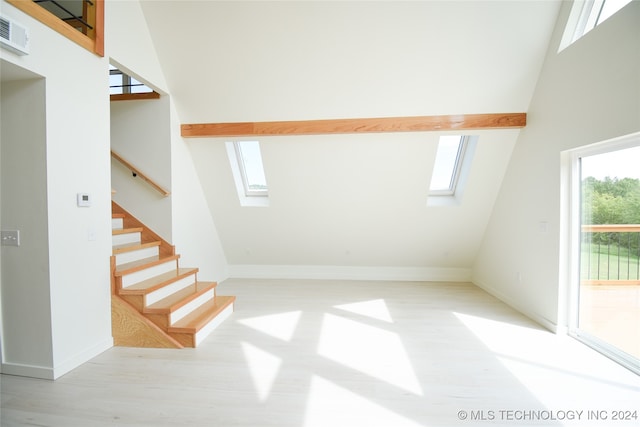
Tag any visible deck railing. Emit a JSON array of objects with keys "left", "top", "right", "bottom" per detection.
[{"left": 581, "top": 224, "right": 640, "bottom": 285}]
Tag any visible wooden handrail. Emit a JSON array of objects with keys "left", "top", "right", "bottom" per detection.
[
  {"left": 582, "top": 224, "right": 640, "bottom": 232},
  {"left": 111, "top": 150, "right": 170, "bottom": 197}
]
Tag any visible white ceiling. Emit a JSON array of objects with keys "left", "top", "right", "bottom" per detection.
[
  {"left": 137, "top": 1, "right": 562, "bottom": 268},
  {"left": 140, "top": 1, "right": 562, "bottom": 123}
]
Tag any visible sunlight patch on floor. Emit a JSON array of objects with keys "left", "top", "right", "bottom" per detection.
[
  {"left": 237, "top": 310, "right": 302, "bottom": 341},
  {"left": 304, "top": 375, "right": 424, "bottom": 427},
  {"left": 241, "top": 342, "right": 283, "bottom": 401},
  {"left": 452, "top": 312, "right": 639, "bottom": 410},
  {"left": 334, "top": 299, "right": 393, "bottom": 322},
  {"left": 317, "top": 313, "right": 423, "bottom": 395}
]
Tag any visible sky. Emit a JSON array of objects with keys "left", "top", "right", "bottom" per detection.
[{"left": 581, "top": 145, "right": 640, "bottom": 180}]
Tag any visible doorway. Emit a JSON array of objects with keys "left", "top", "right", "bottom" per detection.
[{"left": 568, "top": 134, "right": 640, "bottom": 374}]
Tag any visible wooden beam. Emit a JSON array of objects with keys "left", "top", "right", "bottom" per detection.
[
  {"left": 181, "top": 113, "right": 526, "bottom": 138},
  {"left": 110, "top": 92, "right": 161, "bottom": 102}
]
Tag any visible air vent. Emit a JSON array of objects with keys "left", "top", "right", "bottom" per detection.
[{"left": 0, "top": 16, "right": 29, "bottom": 55}]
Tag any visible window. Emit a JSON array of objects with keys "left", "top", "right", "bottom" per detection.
[
  {"left": 235, "top": 141, "right": 268, "bottom": 196},
  {"left": 429, "top": 135, "right": 469, "bottom": 196},
  {"left": 109, "top": 65, "right": 158, "bottom": 100},
  {"left": 226, "top": 141, "right": 269, "bottom": 207},
  {"left": 560, "top": 0, "right": 632, "bottom": 50},
  {"left": 427, "top": 135, "right": 477, "bottom": 206}
]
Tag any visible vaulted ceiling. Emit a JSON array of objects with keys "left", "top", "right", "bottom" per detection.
[
  {"left": 138, "top": 1, "right": 562, "bottom": 269},
  {"left": 140, "top": 1, "right": 561, "bottom": 123}
]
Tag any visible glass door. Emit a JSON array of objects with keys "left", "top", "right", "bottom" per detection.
[{"left": 574, "top": 144, "right": 640, "bottom": 373}]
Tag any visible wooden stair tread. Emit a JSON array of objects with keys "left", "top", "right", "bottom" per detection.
[
  {"left": 168, "top": 296, "right": 236, "bottom": 334},
  {"left": 120, "top": 267, "right": 198, "bottom": 294},
  {"left": 115, "top": 254, "right": 180, "bottom": 277},
  {"left": 113, "top": 227, "right": 143, "bottom": 235},
  {"left": 111, "top": 201, "right": 234, "bottom": 348},
  {"left": 113, "top": 241, "right": 160, "bottom": 254},
  {"left": 145, "top": 281, "right": 217, "bottom": 314}
]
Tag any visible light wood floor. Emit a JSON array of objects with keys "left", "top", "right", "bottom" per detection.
[{"left": 2, "top": 279, "right": 639, "bottom": 427}]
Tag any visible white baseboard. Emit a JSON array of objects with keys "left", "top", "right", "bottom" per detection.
[
  {"left": 228, "top": 264, "right": 472, "bottom": 282},
  {"left": 473, "top": 279, "right": 559, "bottom": 333},
  {"left": 52, "top": 336, "right": 113, "bottom": 380},
  {"left": 1, "top": 362, "right": 55, "bottom": 380}
]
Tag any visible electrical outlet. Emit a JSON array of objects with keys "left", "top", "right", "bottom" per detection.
[{"left": 1, "top": 230, "right": 20, "bottom": 246}]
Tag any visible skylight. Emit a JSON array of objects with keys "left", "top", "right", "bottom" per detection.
[
  {"left": 561, "top": 0, "right": 632, "bottom": 50},
  {"left": 234, "top": 141, "right": 268, "bottom": 196},
  {"left": 429, "top": 135, "right": 468, "bottom": 195}
]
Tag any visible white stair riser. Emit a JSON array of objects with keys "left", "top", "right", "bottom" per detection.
[
  {"left": 145, "top": 275, "right": 197, "bottom": 306},
  {"left": 112, "top": 232, "right": 141, "bottom": 246},
  {"left": 121, "top": 260, "right": 177, "bottom": 288},
  {"left": 112, "top": 218, "right": 124, "bottom": 230},
  {"left": 169, "top": 289, "right": 215, "bottom": 325},
  {"left": 115, "top": 246, "right": 159, "bottom": 266},
  {"left": 194, "top": 303, "right": 234, "bottom": 347}
]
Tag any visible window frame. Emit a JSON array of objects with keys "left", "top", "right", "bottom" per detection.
[
  {"left": 234, "top": 141, "right": 269, "bottom": 197},
  {"left": 562, "top": 131, "right": 640, "bottom": 375},
  {"left": 225, "top": 141, "right": 270, "bottom": 207},
  {"left": 560, "top": 0, "right": 632, "bottom": 51},
  {"left": 429, "top": 135, "right": 469, "bottom": 197}
]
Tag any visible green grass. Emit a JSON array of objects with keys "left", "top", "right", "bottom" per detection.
[{"left": 581, "top": 246, "right": 640, "bottom": 280}]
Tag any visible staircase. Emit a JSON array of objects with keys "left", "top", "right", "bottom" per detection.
[{"left": 110, "top": 201, "right": 235, "bottom": 348}]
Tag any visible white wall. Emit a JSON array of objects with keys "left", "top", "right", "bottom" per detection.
[
  {"left": 170, "top": 102, "right": 229, "bottom": 282},
  {"left": 107, "top": 0, "right": 228, "bottom": 282},
  {"left": 189, "top": 129, "right": 517, "bottom": 281},
  {"left": 111, "top": 98, "right": 173, "bottom": 240},
  {"left": 1, "top": 1, "right": 113, "bottom": 379},
  {"left": 1, "top": 74, "right": 54, "bottom": 376},
  {"left": 142, "top": 0, "right": 559, "bottom": 281},
  {"left": 473, "top": 1, "right": 640, "bottom": 331}
]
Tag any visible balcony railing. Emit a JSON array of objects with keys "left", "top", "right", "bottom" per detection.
[
  {"left": 581, "top": 224, "right": 640, "bottom": 285},
  {"left": 6, "top": 0, "right": 103, "bottom": 56}
]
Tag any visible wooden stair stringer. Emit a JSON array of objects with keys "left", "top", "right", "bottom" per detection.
[
  {"left": 111, "top": 295, "right": 184, "bottom": 349},
  {"left": 110, "top": 203, "right": 236, "bottom": 349}
]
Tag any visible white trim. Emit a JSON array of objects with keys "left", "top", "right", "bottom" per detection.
[
  {"left": 0, "top": 336, "right": 113, "bottom": 380},
  {"left": 473, "top": 279, "right": 560, "bottom": 333},
  {"left": 228, "top": 264, "right": 472, "bottom": 282},
  {"left": 571, "top": 329, "right": 640, "bottom": 375},
  {"left": 52, "top": 337, "right": 113, "bottom": 379},
  {"left": 1, "top": 362, "right": 55, "bottom": 380}
]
